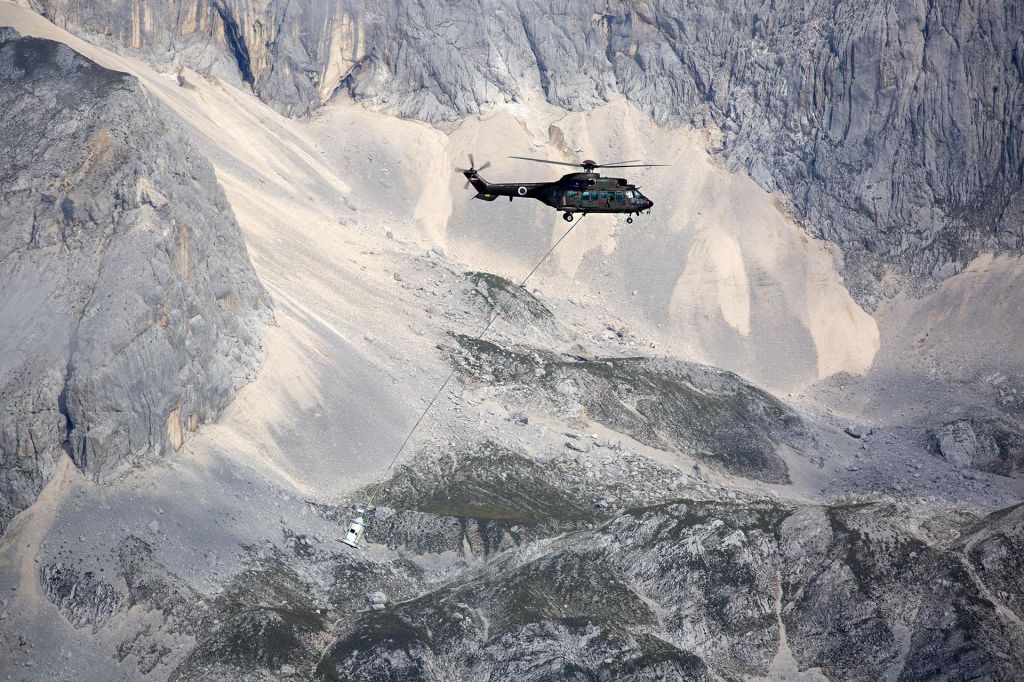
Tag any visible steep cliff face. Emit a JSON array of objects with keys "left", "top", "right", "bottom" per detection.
[
  {"left": 0, "top": 28, "right": 271, "bottom": 530},
  {"left": 26, "top": 0, "right": 1024, "bottom": 300}
]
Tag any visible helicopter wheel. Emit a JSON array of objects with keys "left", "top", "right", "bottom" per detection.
[
  {"left": 626, "top": 216, "right": 633, "bottom": 224},
  {"left": 563, "top": 212, "right": 574, "bottom": 223}
]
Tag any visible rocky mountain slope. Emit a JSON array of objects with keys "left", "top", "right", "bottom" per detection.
[
  {"left": 317, "top": 487, "right": 1024, "bottom": 682},
  {"left": 23, "top": 0, "right": 1024, "bottom": 301},
  {"left": 21, "top": 447, "right": 1024, "bottom": 680},
  {"left": 1, "top": 3, "right": 1023, "bottom": 681},
  {"left": 0, "top": 27, "right": 271, "bottom": 531}
]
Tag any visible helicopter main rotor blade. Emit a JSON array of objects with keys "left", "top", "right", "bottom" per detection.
[
  {"left": 599, "top": 163, "right": 670, "bottom": 168},
  {"left": 458, "top": 153, "right": 491, "bottom": 173},
  {"left": 508, "top": 156, "right": 583, "bottom": 168},
  {"left": 597, "top": 159, "right": 642, "bottom": 167}
]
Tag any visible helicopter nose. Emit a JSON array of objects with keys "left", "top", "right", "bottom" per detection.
[{"left": 644, "top": 197, "right": 654, "bottom": 209}]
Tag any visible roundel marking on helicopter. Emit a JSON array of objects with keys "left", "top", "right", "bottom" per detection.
[{"left": 517, "top": 186, "right": 527, "bottom": 196}]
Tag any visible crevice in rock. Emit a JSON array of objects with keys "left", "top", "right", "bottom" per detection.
[{"left": 214, "top": 3, "right": 253, "bottom": 85}]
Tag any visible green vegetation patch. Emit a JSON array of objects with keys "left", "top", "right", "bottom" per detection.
[
  {"left": 474, "top": 553, "right": 658, "bottom": 639},
  {"left": 368, "top": 441, "right": 596, "bottom": 524},
  {"left": 609, "top": 634, "right": 713, "bottom": 681},
  {"left": 825, "top": 504, "right": 932, "bottom": 592},
  {"left": 317, "top": 549, "right": 659, "bottom": 678},
  {"left": 171, "top": 552, "right": 327, "bottom": 679},
  {"left": 454, "top": 339, "right": 808, "bottom": 484}
]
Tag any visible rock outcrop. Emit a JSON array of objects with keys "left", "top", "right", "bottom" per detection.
[
  {"left": 452, "top": 339, "right": 820, "bottom": 484},
  {"left": 25, "top": 0, "right": 1024, "bottom": 300},
  {"left": 931, "top": 418, "right": 1024, "bottom": 476},
  {"left": 0, "top": 29, "right": 271, "bottom": 530},
  {"left": 317, "top": 499, "right": 1024, "bottom": 681},
  {"left": 31, "top": 437, "right": 1021, "bottom": 681}
]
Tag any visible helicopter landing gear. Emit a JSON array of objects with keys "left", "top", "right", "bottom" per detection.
[
  {"left": 563, "top": 212, "right": 574, "bottom": 222},
  {"left": 626, "top": 216, "right": 634, "bottom": 224}
]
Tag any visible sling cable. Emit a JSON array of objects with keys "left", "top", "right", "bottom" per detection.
[{"left": 342, "top": 215, "right": 587, "bottom": 547}]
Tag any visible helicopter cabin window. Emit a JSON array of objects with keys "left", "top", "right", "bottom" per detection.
[
  {"left": 567, "top": 190, "right": 575, "bottom": 198},
  {"left": 582, "top": 191, "right": 591, "bottom": 200},
  {"left": 599, "top": 191, "right": 609, "bottom": 199},
  {"left": 615, "top": 192, "right": 623, "bottom": 201}
]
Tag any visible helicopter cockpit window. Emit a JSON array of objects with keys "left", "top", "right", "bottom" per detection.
[{"left": 625, "top": 190, "right": 634, "bottom": 199}]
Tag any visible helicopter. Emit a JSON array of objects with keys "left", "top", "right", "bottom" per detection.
[{"left": 459, "top": 155, "right": 663, "bottom": 223}]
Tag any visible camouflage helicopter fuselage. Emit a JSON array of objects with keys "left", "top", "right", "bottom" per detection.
[{"left": 463, "top": 167, "right": 654, "bottom": 223}]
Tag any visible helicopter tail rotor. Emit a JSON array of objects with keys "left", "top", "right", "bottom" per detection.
[
  {"left": 455, "top": 154, "right": 492, "bottom": 174},
  {"left": 457, "top": 154, "right": 492, "bottom": 189}
]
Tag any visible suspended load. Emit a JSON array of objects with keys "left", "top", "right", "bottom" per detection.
[{"left": 342, "top": 511, "right": 367, "bottom": 548}]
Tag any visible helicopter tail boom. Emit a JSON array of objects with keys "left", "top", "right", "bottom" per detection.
[
  {"left": 464, "top": 170, "right": 546, "bottom": 200},
  {"left": 465, "top": 171, "right": 526, "bottom": 200}
]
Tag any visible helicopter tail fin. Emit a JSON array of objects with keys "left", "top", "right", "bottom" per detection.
[{"left": 463, "top": 169, "right": 494, "bottom": 193}]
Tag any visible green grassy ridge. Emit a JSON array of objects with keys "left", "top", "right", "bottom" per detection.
[
  {"left": 454, "top": 338, "right": 802, "bottom": 483},
  {"left": 370, "top": 442, "right": 596, "bottom": 523}
]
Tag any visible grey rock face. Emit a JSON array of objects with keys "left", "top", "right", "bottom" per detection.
[
  {"left": 39, "top": 561, "right": 124, "bottom": 629},
  {"left": 25, "top": 435, "right": 1024, "bottom": 680},
  {"left": 26, "top": 0, "right": 1024, "bottom": 299},
  {"left": 0, "top": 30, "right": 271, "bottom": 530},
  {"left": 313, "top": 489, "right": 1024, "bottom": 681},
  {"left": 931, "top": 418, "right": 1024, "bottom": 476},
  {"left": 466, "top": 271, "right": 555, "bottom": 334}
]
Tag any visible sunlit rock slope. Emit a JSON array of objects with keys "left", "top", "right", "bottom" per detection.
[
  {"left": 0, "top": 27, "right": 270, "bottom": 530},
  {"left": 24, "top": 0, "right": 1024, "bottom": 301}
]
